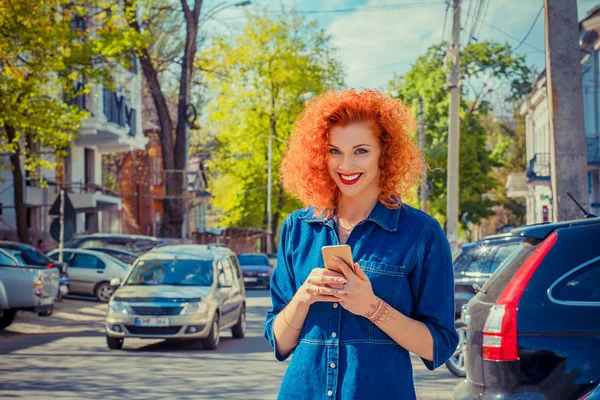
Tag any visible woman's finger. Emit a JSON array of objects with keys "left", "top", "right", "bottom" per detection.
[
  {"left": 333, "top": 256, "right": 357, "bottom": 281},
  {"left": 354, "top": 262, "right": 369, "bottom": 281},
  {"left": 320, "top": 275, "right": 347, "bottom": 285}
]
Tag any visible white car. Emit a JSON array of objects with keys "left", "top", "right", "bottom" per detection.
[{"left": 48, "top": 249, "right": 131, "bottom": 302}]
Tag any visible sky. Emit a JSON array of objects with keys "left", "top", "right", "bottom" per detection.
[{"left": 205, "top": 0, "right": 600, "bottom": 90}]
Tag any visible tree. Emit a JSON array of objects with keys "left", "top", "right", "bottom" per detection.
[
  {"left": 124, "top": 0, "right": 218, "bottom": 238},
  {"left": 0, "top": 0, "right": 142, "bottom": 243},
  {"left": 201, "top": 8, "right": 344, "bottom": 249},
  {"left": 388, "top": 42, "right": 531, "bottom": 230}
]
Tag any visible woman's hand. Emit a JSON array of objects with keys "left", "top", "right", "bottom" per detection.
[
  {"left": 331, "top": 256, "right": 378, "bottom": 317},
  {"left": 295, "top": 268, "right": 348, "bottom": 305}
]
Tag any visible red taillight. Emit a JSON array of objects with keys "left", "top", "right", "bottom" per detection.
[
  {"left": 47, "top": 263, "right": 53, "bottom": 269},
  {"left": 482, "top": 232, "right": 558, "bottom": 362},
  {"left": 34, "top": 274, "right": 43, "bottom": 296}
]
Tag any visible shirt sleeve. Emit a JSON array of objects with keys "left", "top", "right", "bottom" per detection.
[
  {"left": 263, "top": 215, "right": 297, "bottom": 362},
  {"left": 410, "top": 218, "right": 459, "bottom": 370}
]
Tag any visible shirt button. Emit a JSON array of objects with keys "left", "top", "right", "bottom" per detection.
[
  {"left": 333, "top": 303, "right": 338, "bottom": 309},
  {"left": 330, "top": 362, "right": 336, "bottom": 369},
  {"left": 331, "top": 332, "right": 337, "bottom": 338},
  {"left": 327, "top": 390, "right": 333, "bottom": 397}
]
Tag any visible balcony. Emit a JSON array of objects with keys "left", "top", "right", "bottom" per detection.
[
  {"left": 51, "top": 182, "right": 121, "bottom": 214},
  {"left": 526, "top": 153, "right": 551, "bottom": 186},
  {"left": 76, "top": 88, "right": 147, "bottom": 153}
]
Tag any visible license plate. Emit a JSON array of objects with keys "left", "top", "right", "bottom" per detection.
[
  {"left": 40, "top": 297, "right": 54, "bottom": 306},
  {"left": 135, "top": 317, "right": 170, "bottom": 327},
  {"left": 244, "top": 277, "right": 258, "bottom": 282}
]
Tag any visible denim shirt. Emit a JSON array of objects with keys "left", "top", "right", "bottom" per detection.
[{"left": 264, "top": 201, "right": 458, "bottom": 400}]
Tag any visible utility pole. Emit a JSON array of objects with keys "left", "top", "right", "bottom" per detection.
[
  {"left": 58, "top": 189, "right": 65, "bottom": 263},
  {"left": 446, "top": 0, "right": 461, "bottom": 251},
  {"left": 266, "top": 115, "right": 274, "bottom": 254},
  {"left": 419, "top": 97, "right": 428, "bottom": 212},
  {"left": 544, "top": 0, "right": 589, "bottom": 220}
]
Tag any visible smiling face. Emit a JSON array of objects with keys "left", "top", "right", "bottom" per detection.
[{"left": 327, "top": 122, "right": 382, "bottom": 200}]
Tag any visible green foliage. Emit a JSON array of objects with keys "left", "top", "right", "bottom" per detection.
[
  {"left": 388, "top": 41, "right": 531, "bottom": 229},
  {"left": 0, "top": 0, "right": 144, "bottom": 181},
  {"left": 200, "top": 7, "right": 344, "bottom": 231}
]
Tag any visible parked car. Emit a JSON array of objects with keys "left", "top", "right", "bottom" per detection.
[
  {"left": 0, "top": 241, "right": 70, "bottom": 299},
  {"left": 0, "top": 248, "right": 59, "bottom": 330},
  {"left": 267, "top": 253, "right": 277, "bottom": 269},
  {"left": 105, "top": 244, "right": 246, "bottom": 350},
  {"left": 447, "top": 234, "right": 525, "bottom": 377},
  {"left": 454, "top": 217, "right": 600, "bottom": 400},
  {"left": 47, "top": 249, "right": 130, "bottom": 302},
  {"left": 238, "top": 253, "right": 271, "bottom": 288},
  {"left": 87, "top": 247, "right": 138, "bottom": 265},
  {"left": 64, "top": 234, "right": 162, "bottom": 255},
  {"left": 580, "top": 383, "right": 600, "bottom": 400}
]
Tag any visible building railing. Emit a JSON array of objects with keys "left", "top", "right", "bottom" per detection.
[
  {"left": 102, "top": 88, "right": 137, "bottom": 137},
  {"left": 26, "top": 179, "right": 120, "bottom": 198},
  {"left": 526, "top": 152, "right": 551, "bottom": 183}
]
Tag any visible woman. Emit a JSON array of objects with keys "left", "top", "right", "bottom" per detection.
[{"left": 264, "top": 89, "right": 458, "bottom": 399}]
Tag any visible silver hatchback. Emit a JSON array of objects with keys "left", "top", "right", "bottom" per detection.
[{"left": 105, "top": 244, "right": 246, "bottom": 350}]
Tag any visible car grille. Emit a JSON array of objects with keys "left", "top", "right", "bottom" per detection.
[
  {"left": 125, "top": 326, "right": 181, "bottom": 335},
  {"left": 130, "top": 306, "right": 183, "bottom": 316}
]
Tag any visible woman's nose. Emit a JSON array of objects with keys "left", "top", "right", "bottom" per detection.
[{"left": 340, "top": 155, "right": 354, "bottom": 171}]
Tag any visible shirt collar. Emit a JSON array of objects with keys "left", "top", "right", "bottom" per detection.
[{"left": 299, "top": 201, "right": 400, "bottom": 232}]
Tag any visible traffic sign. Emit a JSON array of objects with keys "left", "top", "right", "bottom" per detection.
[
  {"left": 50, "top": 218, "right": 75, "bottom": 242},
  {"left": 49, "top": 191, "right": 76, "bottom": 218}
]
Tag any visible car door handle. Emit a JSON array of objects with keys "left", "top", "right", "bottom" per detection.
[{"left": 96, "top": 270, "right": 103, "bottom": 274}]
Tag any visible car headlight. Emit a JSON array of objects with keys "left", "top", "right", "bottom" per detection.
[
  {"left": 180, "top": 302, "right": 209, "bottom": 315},
  {"left": 108, "top": 300, "right": 128, "bottom": 315},
  {"left": 259, "top": 273, "right": 269, "bottom": 277}
]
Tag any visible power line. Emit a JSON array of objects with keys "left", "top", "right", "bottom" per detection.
[
  {"left": 294, "top": 1, "right": 445, "bottom": 15},
  {"left": 441, "top": 0, "right": 451, "bottom": 42},
  {"left": 514, "top": 5, "right": 544, "bottom": 52},
  {"left": 479, "top": 19, "right": 544, "bottom": 52}
]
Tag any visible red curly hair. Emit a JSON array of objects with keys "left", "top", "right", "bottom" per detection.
[{"left": 280, "top": 89, "right": 423, "bottom": 216}]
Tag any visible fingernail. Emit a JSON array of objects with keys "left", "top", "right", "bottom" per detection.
[
  {"left": 338, "top": 278, "right": 346, "bottom": 284},
  {"left": 333, "top": 256, "right": 340, "bottom": 261},
  {"left": 337, "top": 290, "right": 345, "bottom": 294}
]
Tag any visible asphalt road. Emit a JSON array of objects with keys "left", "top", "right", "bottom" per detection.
[{"left": 0, "top": 290, "right": 461, "bottom": 399}]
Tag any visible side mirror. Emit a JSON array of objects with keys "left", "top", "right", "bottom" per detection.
[
  {"left": 110, "top": 278, "right": 121, "bottom": 287},
  {"left": 219, "top": 279, "right": 233, "bottom": 288}
]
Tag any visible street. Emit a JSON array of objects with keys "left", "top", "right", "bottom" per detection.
[{"left": 0, "top": 290, "right": 460, "bottom": 399}]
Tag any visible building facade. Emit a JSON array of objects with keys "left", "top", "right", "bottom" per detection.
[
  {"left": 0, "top": 62, "right": 146, "bottom": 238},
  {"left": 508, "top": 6, "right": 600, "bottom": 224}
]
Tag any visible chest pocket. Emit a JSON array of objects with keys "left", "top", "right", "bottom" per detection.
[{"left": 358, "top": 259, "right": 406, "bottom": 342}]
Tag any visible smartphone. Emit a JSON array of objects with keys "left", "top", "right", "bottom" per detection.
[{"left": 321, "top": 244, "right": 355, "bottom": 275}]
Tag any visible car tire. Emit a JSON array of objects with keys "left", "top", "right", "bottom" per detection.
[
  {"left": 445, "top": 319, "right": 467, "bottom": 377},
  {"left": 95, "top": 282, "right": 114, "bottom": 303},
  {"left": 203, "top": 315, "right": 220, "bottom": 350},
  {"left": 231, "top": 306, "right": 246, "bottom": 339},
  {"left": 106, "top": 335, "right": 124, "bottom": 350},
  {"left": 0, "top": 309, "right": 16, "bottom": 331}
]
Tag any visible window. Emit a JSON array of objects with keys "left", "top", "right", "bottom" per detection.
[
  {"left": 230, "top": 256, "right": 242, "bottom": 278},
  {"left": 550, "top": 259, "right": 600, "bottom": 304},
  {"left": 486, "top": 243, "right": 520, "bottom": 274},
  {"left": 50, "top": 251, "right": 73, "bottom": 262},
  {"left": 72, "top": 254, "right": 105, "bottom": 270},
  {"left": 218, "top": 258, "right": 235, "bottom": 286},
  {"left": 0, "top": 251, "right": 16, "bottom": 266}
]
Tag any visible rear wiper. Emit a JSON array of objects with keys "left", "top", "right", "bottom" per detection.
[{"left": 472, "top": 283, "right": 488, "bottom": 295}]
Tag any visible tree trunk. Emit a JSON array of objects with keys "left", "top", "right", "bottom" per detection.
[
  {"left": 5, "top": 125, "right": 30, "bottom": 244},
  {"left": 126, "top": 0, "right": 203, "bottom": 238}
]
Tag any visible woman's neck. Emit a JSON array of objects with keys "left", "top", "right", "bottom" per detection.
[{"left": 336, "top": 188, "right": 381, "bottom": 223}]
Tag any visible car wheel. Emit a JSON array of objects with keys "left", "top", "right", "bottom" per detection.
[
  {"left": 446, "top": 319, "right": 467, "bottom": 377},
  {"left": 203, "top": 315, "right": 220, "bottom": 350},
  {"left": 106, "top": 335, "right": 124, "bottom": 350},
  {"left": 231, "top": 306, "right": 246, "bottom": 339},
  {"left": 0, "top": 309, "right": 16, "bottom": 331},
  {"left": 95, "top": 282, "right": 114, "bottom": 303}
]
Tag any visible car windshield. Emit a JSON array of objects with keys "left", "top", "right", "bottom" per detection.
[
  {"left": 125, "top": 259, "right": 213, "bottom": 286},
  {"left": 238, "top": 254, "right": 269, "bottom": 266},
  {"left": 453, "top": 245, "right": 495, "bottom": 274}
]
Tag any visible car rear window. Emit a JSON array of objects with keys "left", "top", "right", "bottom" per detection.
[
  {"left": 480, "top": 238, "right": 542, "bottom": 300},
  {"left": 238, "top": 254, "right": 269, "bottom": 266},
  {"left": 551, "top": 259, "right": 600, "bottom": 303}
]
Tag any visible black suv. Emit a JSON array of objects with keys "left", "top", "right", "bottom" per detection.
[
  {"left": 448, "top": 234, "right": 525, "bottom": 377},
  {"left": 454, "top": 217, "right": 600, "bottom": 400}
]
